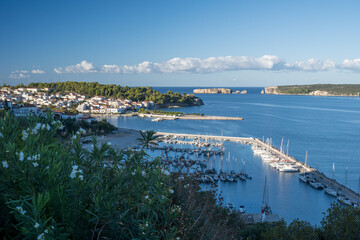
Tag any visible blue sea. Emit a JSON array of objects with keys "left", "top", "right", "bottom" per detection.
[{"left": 103, "top": 87, "right": 360, "bottom": 225}]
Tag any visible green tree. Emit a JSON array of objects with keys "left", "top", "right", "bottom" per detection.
[
  {"left": 137, "top": 130, "right": 159, "bottom": 150},
  {"left": 321, "top": 203, "right": 360, "bottom": 240}
]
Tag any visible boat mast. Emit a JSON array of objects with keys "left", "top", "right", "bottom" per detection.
[
  {"left": 305, "top": 151, "right": 308, "bottom": 166},
  {"left": 332, "top": 161, "right": 335, "bottom": 180},
  {"left": 286, "top": 140, "right": 290, "bottom": 155}
]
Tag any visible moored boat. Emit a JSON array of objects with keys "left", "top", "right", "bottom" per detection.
[
  {"left": 324, "top": 187, "right": 337, "bottom": 197},
  {"left": 309, "top": 180, "right": 324, "bottom": 190},
  {"left": 337, "top": 195, "right": 352, "bottom": 205},
  {"left": 239, "top": 205, "right": 246, "bottom": 213}
]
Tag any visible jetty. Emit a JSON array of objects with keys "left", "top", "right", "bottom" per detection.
[
  {"left": 155, "top": 131, "right": 360, "bottom": 205},
  {"left": 140, "top": 113, "right": 243, "bottom": 121}
]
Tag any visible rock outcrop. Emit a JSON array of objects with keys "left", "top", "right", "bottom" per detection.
[
  {"left": 264, "top": 87, "right": 279, "bottom": 94},
  {"left": 233, "top": 90, "right": 248, "bottom": 94},
  {"left": 193, "top": 88, "right": 232, "bottom": 94}
]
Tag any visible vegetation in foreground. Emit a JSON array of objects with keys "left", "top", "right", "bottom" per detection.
[
  {"left": 20, "top": 81, "right": 203, "bottom": 106},
  {"left": 0, "top": 112, "right": 359, "bottom": 239},
  {"left": 276, "top": 84, "right": 360, "bottom": 95}
]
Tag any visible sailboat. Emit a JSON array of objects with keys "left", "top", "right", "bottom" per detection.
[{"left": 261, "top": 176, "right": 272, "bottom": 214}]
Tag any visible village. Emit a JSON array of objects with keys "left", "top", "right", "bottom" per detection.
[{"left": 0, "top": 86, "right": 155, "bottom": 119}]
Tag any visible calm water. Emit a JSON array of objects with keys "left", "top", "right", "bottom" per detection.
[{"left": 103, "top": 87, "right": 360, "bottom": 225}]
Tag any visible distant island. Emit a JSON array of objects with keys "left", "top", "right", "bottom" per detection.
[
  {"left": 265, "top": 84, "right": 360, "bottom": 97},
  {"left": 193, "top": 88, "right": 247, "bottom": 94}
]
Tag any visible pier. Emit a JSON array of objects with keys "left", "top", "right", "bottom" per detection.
[
  {"left": 140, "top": 113, "right": 244, "bottom": 121},
  {"left": 155, "top": 131, "right": 360, "bottom": 205}
]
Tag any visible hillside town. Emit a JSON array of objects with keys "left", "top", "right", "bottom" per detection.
[{"left": 0, "top": 86, "right": 155, "bottom": 118}]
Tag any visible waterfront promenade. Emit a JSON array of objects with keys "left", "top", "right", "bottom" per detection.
[{"left": 156, "top": 131, "right": 360, "bottom": 205}]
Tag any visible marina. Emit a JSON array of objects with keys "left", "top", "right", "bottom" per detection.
[{"left": 154, "top": 131, "right": 360, "bottom": 207}]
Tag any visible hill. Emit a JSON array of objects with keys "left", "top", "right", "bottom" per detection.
[{"left": 265, "top": 84, "right": 360, "bottom": 96}]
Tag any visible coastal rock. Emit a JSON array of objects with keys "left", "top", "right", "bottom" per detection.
[
  {"left": 309, "top": 90, "right": 329, "bottom": 96},
  {"left": 233, "top": 90, "right": 248, "bottom": 94},
  {"left": 193, "top": 88, "right": 232, "bottom": 94},
  {"left": 264, "top": 87, "right": 279, "bottom": 94}
]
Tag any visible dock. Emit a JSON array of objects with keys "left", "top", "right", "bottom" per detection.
[{"left": 155, "top": 131, "right": 360, "bottom": 205}]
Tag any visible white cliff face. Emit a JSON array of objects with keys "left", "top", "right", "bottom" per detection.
[
  {"left": 193, "top": 88, "right": 232, "bottom": 94},
  {"left": 264, "top": 87, "right": 279, "bottom": 94},
  {"left": 309, "top": 91, "right": 329, "bottom": 96}
]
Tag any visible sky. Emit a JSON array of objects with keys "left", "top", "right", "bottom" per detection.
[{"left": 1, "top": 0, "right": 360, "bottom": 87}]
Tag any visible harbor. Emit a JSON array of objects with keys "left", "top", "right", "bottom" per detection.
[{"left": 154, "top": 131, "right": 360, "bottom": 207}]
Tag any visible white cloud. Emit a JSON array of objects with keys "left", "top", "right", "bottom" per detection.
[
  {"left": 340, "top": 58, "right": 360, "bottom": 71},
  {"left": 53, "top": 56, "right": 360, "bottom": 75},
  {"left": 9, "top": 70, "right": 30, "bottom": 79},
  {"left": 291, "top": 59, "right": 336, "bottom": 71},
  {"left": 31, "top": 69, "right": 45, "bottom": 74},
  {"left": 54, "top": 60, "right": 97, "bottom": 74}
]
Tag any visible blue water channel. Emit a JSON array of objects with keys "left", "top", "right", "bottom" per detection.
[{"left": 102, "top": 87, "right": 360, "bottom": 225}]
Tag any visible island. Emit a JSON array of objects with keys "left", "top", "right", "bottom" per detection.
[
  {"left": 193, "top": 88, "right": 247, "bottom": 94},
  {"left": 265, "top": 84, "right": 360, "bottom": 97}
]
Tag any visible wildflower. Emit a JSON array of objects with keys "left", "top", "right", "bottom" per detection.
[
  {"left": 59, "top": 124, "right": 64, "bottom": 130},
  {"left": 33, "top": 162, "right": 39, "bottom": 167},
  {"left": 2, "top": 161, "right": 8, "bottom": 168},
  {"left": 35, "top": 123, "right": 41, "bottom": 130},
  {"left": 51, "top": 121, "right": 57, "bottom": 125},
  {"left": 144, "top": 195, "right": 149, "bottom": 200},
  {"left": 51, "top": 225, "right": 55, "bottom": 230},
  {"left": 162, "top": 170, "right": 170, "bottom": 176},
  {"left": 34, "top": 222, "right": 40, "bottom": 228},
  {"left": 141, "top": 171, "right": 146, "bottom": 176},
  {"left": 44, "top": 229, "right": 48, "bottom": 233},
  {"left": 32, "top": 129, "right": 38, "bottom": 135},
  {"left": 169, "top": 189, "right": 174, "bottom": 194},
  {"left": 71, "top": 135, "right": 77, "bottom": 140},
  {"left": 0, "top": 132, "right": 3, "bottom": 138},
  {"left": 21, "top": 130, "right": 28, "bottom": 140},
  {"left": 79, "top": 174, "right": 84, "bottom": 180},
  {"left": 19, "top": 152, "right": 24, "bottom": 161},
  {"left": 27, "top": 156, "right": 31, "bottom": 161},
  {"left": 16, "top": 206, "right": 26, "bottom": 215},
  {"left": 46, "top": 124, "right": 50, "bottom": 130},
  {"left": 37, "top": 233, "right": 45, "bottom": 240},
  {"left": 131, "top": 171, "right": 136, "bottom": 175},
  {"left": 79, "top": 128, "right": 86, "bottom": 134},
  {"left": 145, "top": 222, "right": 149, "bottom": 227}
]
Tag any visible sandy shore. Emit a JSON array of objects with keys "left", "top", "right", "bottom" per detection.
[{"left": 82, "top": 128, "right": 141, "bottom": 150}]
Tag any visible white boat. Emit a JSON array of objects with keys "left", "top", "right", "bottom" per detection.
[
  {"left": 261, "top": 176, "right": 272, "bottom": 214},
  {"left": 337, "top": 196, "right": 352, "bottom": 205},
  {"left": 324, "top": 187, "right": 337, "bottom": 197},
  {"left": 151, "top": 117, "right": 164, "bottom": 122},
  {"left": 239, "top": 205, "right": 246, "bottom": 213},
  {"left": 277, "top": 165, "right": 299, "bottom": 172},
  {"left": 309, "top": 180, "right": 324, "bottom": 190}
]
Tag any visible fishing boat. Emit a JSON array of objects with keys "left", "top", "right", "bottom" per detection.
[
  {"left": 324, "top": 187, "right": 337, "bottom": 197},
  {"left": 239, "top": 205, "right": 246, "bottom": 214}
]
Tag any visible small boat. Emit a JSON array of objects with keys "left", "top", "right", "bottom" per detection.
[
  {"left": 239, "top": 205, "right": 246, "bottom": 214},
  {"left": 337, "top": 196, "right": 352, "bottom": 205},
  {"left": 151, "top": 118, "right": 164, "bottom": 122},
  {"left": 324, "top": 187, "right": 337, "bottom": 197},
  {"left": 213, "top": 175, "right": 219, "bottom": 181},
  {"left": 227, "top": 202, "right": 235, "bottom": 209},
  {"left": 220, "top": 175, "right": 227, "bottom": 181},
  {"left": 226, "top": 175, "right": 235, "bottom": 182},
  {"left": 309, "top": 180, "right": 324, "bottom": 190},
  {"left": 299, "top": 173, "right": 309, "bottom": 183},
  {"left": 238, "top": 174, "right": 246, "bottom": 181}
]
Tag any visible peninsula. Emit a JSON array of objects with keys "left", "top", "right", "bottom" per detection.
[{"left": 265, "top": 84, "right": 360, "bottom": 97}]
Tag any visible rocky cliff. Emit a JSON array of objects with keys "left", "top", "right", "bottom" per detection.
[{"left": 193, "top": 88, "right": 232, "bottom": 94}]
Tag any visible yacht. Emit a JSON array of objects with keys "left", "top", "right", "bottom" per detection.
[{"left": 227, "top": 202, "right": 235, "bottom": 209}]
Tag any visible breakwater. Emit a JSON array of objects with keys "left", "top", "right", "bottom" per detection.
[
  {"left": 155, "top": 131, "right": 360, "bottom": 205},
  {"left": 140, "top": 113, "right": 243, "bottom": 121}
]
